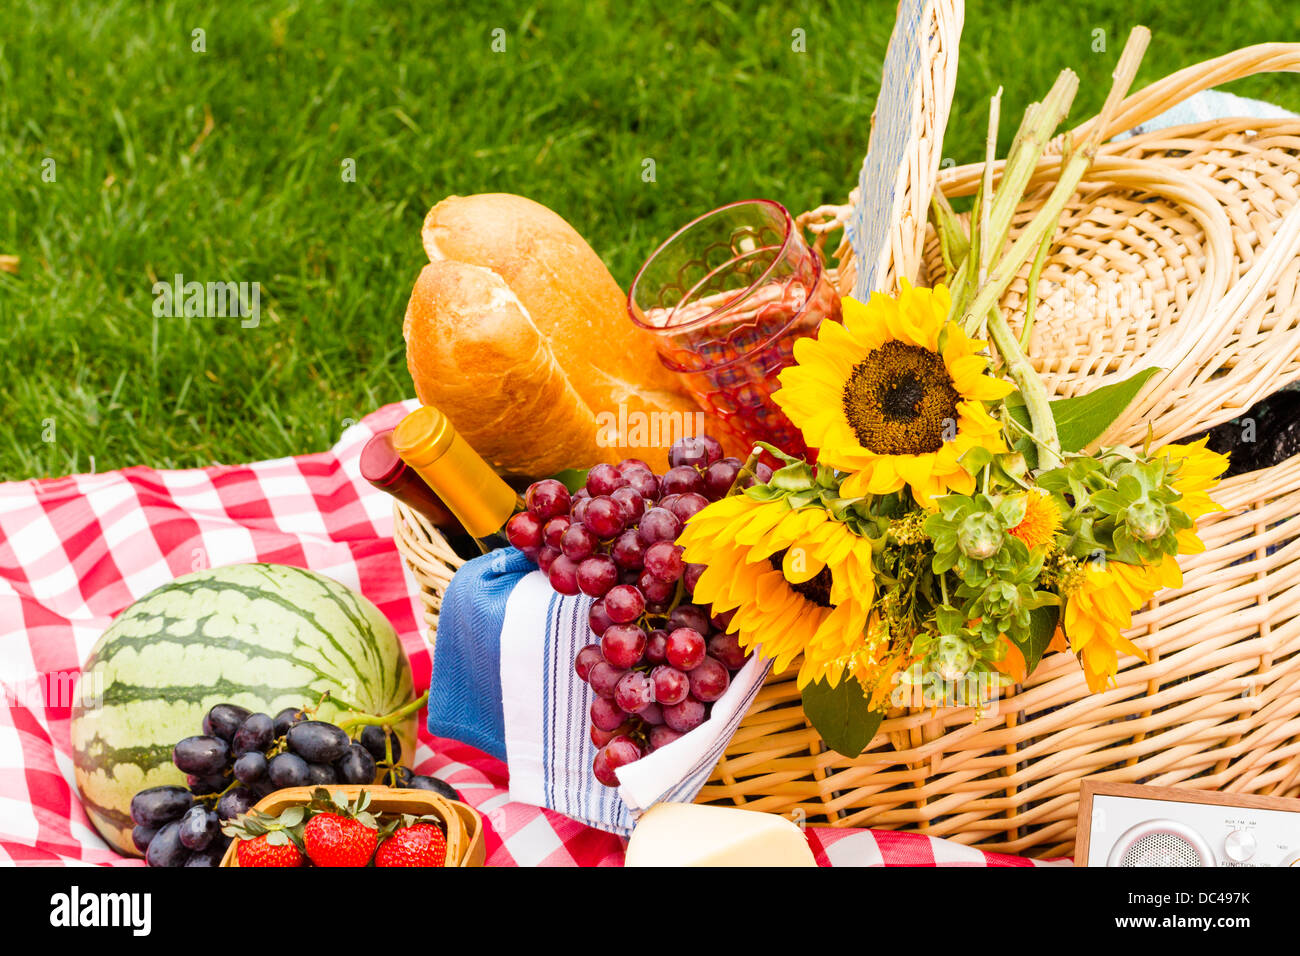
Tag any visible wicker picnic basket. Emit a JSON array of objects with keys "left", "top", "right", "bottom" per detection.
[{"left": 396, "top": 8, "right": 1300, "bottom": 857}]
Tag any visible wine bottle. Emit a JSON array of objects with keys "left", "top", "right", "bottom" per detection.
[
  {"left": 391, "top": 404, "right": 524, "bottom": 555},
  {"left": 360, "top": 429, "right": 482, "bottom": 559}
]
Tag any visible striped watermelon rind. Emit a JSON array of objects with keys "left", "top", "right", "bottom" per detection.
[{"left": 71, "top": 564, "right": 416, "bottom": 856}]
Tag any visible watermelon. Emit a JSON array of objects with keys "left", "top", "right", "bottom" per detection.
[{"left": 71, "top": 564, "right": 417, "bottom": 856}]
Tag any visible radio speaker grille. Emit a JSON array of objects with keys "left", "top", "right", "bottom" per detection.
[{"left": 1118, "top": 832, "right": 1207, "bottom": 867}]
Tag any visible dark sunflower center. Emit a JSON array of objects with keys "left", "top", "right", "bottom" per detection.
[
  {"left": 769, "top": 549, "right": 833, "bottom": 608},
  {"left": 841, "top": 340, "right": 959, "bottom": 455}
]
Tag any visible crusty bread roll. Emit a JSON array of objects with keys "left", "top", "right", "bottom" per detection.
[{"left": 404, "top": 193, "right": 714, "bottom": 476}]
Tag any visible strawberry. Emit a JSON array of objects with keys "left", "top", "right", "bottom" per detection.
[
  {"left": 375, "top": 823, "right": 448, "bottom": 867},
  {"left": 303, "top": 811, "right": 378, "bottom": 867},
  {"left": 236, "top": 834, "right": 304, "bottom": 868}
]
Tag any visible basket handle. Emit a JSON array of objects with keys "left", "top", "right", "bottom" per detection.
[{"left": 1069, "top": 43, "right": 1300, "bottom": 144}]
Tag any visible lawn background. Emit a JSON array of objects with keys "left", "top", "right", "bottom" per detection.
[{"left": 2, "top": 0, "right": 1296, "bottom": 479}]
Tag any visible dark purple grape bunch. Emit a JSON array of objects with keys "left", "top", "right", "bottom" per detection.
[
  {"left": 131, "top": 701, "right": 459, "bottom": 865},
  {"left": 506, "top": 435, "right": 758, "bottom": 787}
]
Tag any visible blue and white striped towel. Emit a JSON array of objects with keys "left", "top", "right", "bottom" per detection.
[{"left": 429, "top": 549, "right": 771, "bottom": 835}]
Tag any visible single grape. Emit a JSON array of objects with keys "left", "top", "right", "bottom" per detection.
[
  {"left": 698, "top": 436, "right": 724, "bottom": 465},
  {"left": 683, "top": 562, "right": 706, "bottom": 595},
  {"left": 576, "top": 555, "right": 619, "bottom": 597},
  {"left": 575, "top": 644, "right": 605, "bottom": 682},
  {"left": 307, "top": 763, "right": 338, "bottom": 786},
  {"left": 660, "top": 465, "right": 705, "bottom": 498},
  {"left": 547, "top": 554, "right": 581, "bottom": 595},
  {"left": 754, "top": 462, "right": 774, "bottom": 483},
  {"left": 590, "top": 723, "right": 620, "bottom": 748},
  {"left": 637, "top": 571, "right": 675, "bottom": 605},
  {"left": 560, "top": 523, "right": 598, "bottom": 562},
  {"left": 184, "top": 845, "right": 224, "bottom": 867},
  {"left": 668, "top": 436, "right": 711, "bottom": 469},
  {"left": 232, "top": 712, "right": 273, "bottom": 755},
  {"left": 216, "top": 787, "right": 255, "bottom": 821},
  {"left": 639, "top": 701, "right": 665, "bottom": 726},
  {"left": 335, "top": 743, "right": 377, "bottom": 785},
  {"left": 286, "top": 720, "right": 351, "bottom": 764},
  {"left": 132, "top": 825, "right": 159, "bottom": 854},
  {"left": 572, "top": 497, "right": 591, "bottom": 525},
  {"left": 610, "top": 530, "right": 646, "bottom": 571},
  {"left": 649, "top": 726, "right": 686, "bottom": 751},
  {"left": 708, "top": 631, "right": 749, "bottom": 670},
  {"left": 657, "top": 494, "right": 681, "bottom": 514},
  {"left": 584, "top": 496, "right": 625, "bottom": 539},
  {"left": 666, "top": 627, "right": 707, "bottom": 671},
  {"left": 233, "top": 751, "right": 268, "bottom": 784},
  {"left": 590, "top": 696, "right": 627, "bottom": 732},
  {"left": 617, "top": 458, "right": 652, "bottom": 475},
  {"left": 604, "top": 584, "right": 645, "bottom": 624},
  {"left": 668, "top": 604, "right": 710, "bottom": 634},
  {"left": 610, "top": 486, "right": 646, "bottom": 524},
  {"left": 525, "top": 479, "right": 572, "bottom": 522},
  {"left": 593, "top": 736, "right": 642, "bottom": 786},
  {"left": 573, "top": 487, "right": 591, "bottom": 500},
  {"left": 406, "top": 775, "right": 461, "bottom": 801},
  {"left": 623, "top": 469, "right": 659, "bottom": 500},
  {"left": 273, "top": 707, "right": 305, "bottom": 738},
  {"left": 359, "top": 725, "right": 402, "bottom": 764},
  {"left": 600, "top": 624, "right": 647, "bottom": 669},
  {"left": 506, "top": 511, "right": 544, "bottom": 551},
  {"left": 644, "top": 629, "right": 670, "bottom": 665},
  {"left": 202, "top": 703, "right": 251, "bottom": 742},
  {"left": 267, "top": 752, "right": 312, "bottom": 789},
  {"left": 173, "top": 736, "right": 230, "bottom": 776},
  {"left": 177, "top": 805, "right": 218, "bottom": 851},
  {"left": 711, "top": 608, "right": 736, "bottom": 632},
  {"left": 663, "top": 697, "right": 707, "bottom": 733},
  {"left": 643, "top": 541, "right": 685, "bottom": 583},
  {"left": 519, "top": 545, "right": 541, "bottom": 563},
  {"left": 703, "top": 458, "right": 742, "bottom": 500},
  {"left": 542, "top": 515, "right": 571, "bottom": 549},
  {"left": 636, "top": 507, "right": 681, "bottom": 547},
  {"left": 186, "top": 773, "right": 228, "bottom": 796},
  {"left": 585, "top": 464, "right": 628, "bottom": 497},
  {"left": 145, "top": 821, "right": 191, "bottom": 868},
  {"left": 387, "top": 766, "right": 414, "bottom": 788},
  {"left": 689, "top": 657, "right": 731, "bottom": 702},
  {"left": 667, "top": 492, "right": 709, "bottom": 524},
  {"left": 537, "top": 546, "right": 561, "bottom": 574},
  {"left": 651, "top": 666, "right": 690, "bottom": 706},
  {"left": 588, "top": 661, "right": 628, "bottom": 698},
  {"left": 613, "top": 671, "right": 654, "bottom": 714},
  {"left": 588, "top": 600, "right": 614, "bottom": 637}
]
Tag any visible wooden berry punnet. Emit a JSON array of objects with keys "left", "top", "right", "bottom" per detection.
[{"left": 395, "top": 0, "right": 1300, "bottom": 856}]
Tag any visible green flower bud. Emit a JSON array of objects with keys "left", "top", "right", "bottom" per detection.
[
  {"left": 934, "top": 635, "right": 976, "bottom": 683},
  {"left": 957, "top": 513, "right": 1003, "bottom": 560},
  {"left": 1126, "top": 499, "right": 1168, "bottom": 541}
]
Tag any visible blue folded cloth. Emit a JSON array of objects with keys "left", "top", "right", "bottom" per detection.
[{"left": 427, "top": 547, "right": 534, "bottom": 760}]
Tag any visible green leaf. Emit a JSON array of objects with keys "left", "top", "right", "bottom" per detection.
[
  {"left": 1011, "top": 603, "right": 1060, "bottom": 675},
  {"left": 547, "top": 468, "right": 589, "bottom": 494},
  {"left": 800, "top": 676, "right": 884, "bottom": 758},
  {"left": 278, "top": 806, "right": 305, "bottom": 827},
  {"left": 1006, "top": 368, "right": 1160, "bottom": 458}
]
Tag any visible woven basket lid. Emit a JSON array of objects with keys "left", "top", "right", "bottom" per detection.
[{"left": 843, "top": 0, "right": 964, "bottom": 299}]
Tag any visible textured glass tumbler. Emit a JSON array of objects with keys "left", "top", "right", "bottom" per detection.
[{"left": 628, "top": 200, "right": 840, "bottom": 459}]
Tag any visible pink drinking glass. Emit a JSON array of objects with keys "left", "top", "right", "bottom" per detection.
[{"left": 627, "top": 199, "right": 841, "bottom": 460}]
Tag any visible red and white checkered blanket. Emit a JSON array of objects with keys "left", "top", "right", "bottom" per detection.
[{"left": 0, "top": 401, "right": 1057, "bottom": 866}]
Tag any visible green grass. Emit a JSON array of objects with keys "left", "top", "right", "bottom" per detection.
[{"left": 2, "top": 0, "right": 1296, "bottom": 479}]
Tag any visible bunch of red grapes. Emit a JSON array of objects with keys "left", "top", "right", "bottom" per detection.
[{"left": 505, "top": 436, "right": 772, "bottom": 786}]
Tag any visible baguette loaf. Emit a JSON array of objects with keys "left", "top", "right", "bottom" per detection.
[{"left": 404, "top": 193, "right": 718, "bottom": 477}]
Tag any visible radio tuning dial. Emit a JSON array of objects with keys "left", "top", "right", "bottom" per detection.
[{"left": 1223, "top": 829, "right": 1256, "bottom": 863}]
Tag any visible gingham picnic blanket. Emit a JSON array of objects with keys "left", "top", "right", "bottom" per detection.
[{"left": 0, "top": 400, "right": 1056, "bottom": 867}]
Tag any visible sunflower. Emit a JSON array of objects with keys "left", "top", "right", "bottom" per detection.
[
  {"left": 1062, "top": 439, "right": 1229, "bottom": 691},
  {"left": 1009, "top": 489, "right": 1061, "bottom": 549},
  {"left": 678, "top": 494, "right": 876, "bottom": 689},
  {"left": 774, "top": 282, "right": 1014, "bottom": 506}
]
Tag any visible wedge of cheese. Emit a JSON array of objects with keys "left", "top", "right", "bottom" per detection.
[{"left": 625, "top": 802, "right": 818, "bottom": 867}]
